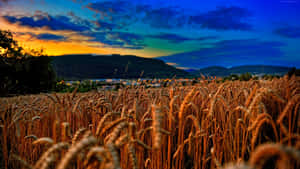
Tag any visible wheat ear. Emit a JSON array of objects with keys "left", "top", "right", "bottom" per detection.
[
  {"left": 106, "top": 144, "right": 121, "bottom": 169},
  {"left": 32, "top": 137, "right": 54, "bottom": 146},
  {"left": 106, "top": 122, "right": 128, "bottom": 144},
  {"left": 84, "top": 146, "right": 106, "bottom": 167},
  {"left": 250, "top": 143, "right": 300, "bottom": 169},
  {"left": 152, "top": 104, "right": 163, "bottom": 149},
  {"left": 56, "top": 137, "right": 97, "bottom": 169},
  {"left": 71, "top": 128, "right": 87, "bottom": 145},
  {"left": 96, "top": 112, "right": 114, "bottom": 136},
  {"left": 128, "top": 143, "right": 138, "bottom": 169},
  {"left": 34, "top": 142, "right": 69, "bottom": 169},
  {"left": 12, "top": 154, "right": 33, "bottom": 169}
]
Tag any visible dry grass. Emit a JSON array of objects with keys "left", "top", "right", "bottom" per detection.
[{"left": 0, "top": 75, "right": 299, "bottom": 169}]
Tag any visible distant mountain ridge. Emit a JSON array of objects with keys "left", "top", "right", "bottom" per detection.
[
  {"left": 51, "top": 54, "right": 189, "bottom": 79},
  {"left": 51, "top": 54, "right": 293, "bottom": 79},
  {"left": 190, "top": 65, "right": 292, "bottom": 77}
]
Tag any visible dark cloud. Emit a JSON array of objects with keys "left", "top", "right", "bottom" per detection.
[
  {"left": 83, "top": 31, "right": 146, "bottom": 49},
  {"left": 13, "top": 32, "right": 66, "bottom": 41},
  {"left": 66, "top": 11, "right": 118, "bottom": 31},
  {"left": 147, "top": 33, "right": 191, "bottom": 43},
  {"left": 86, "top": 1, "right": 182, "bottom": 29},
  {"left": 92, "top": 20, "right": 119, "bottom": 31},
  {"left": 66, "top": 12, "right": 93, "bottom": 29},
  {"left": 2, "top": 12, "right": 89, "bottom": 32},
  {"left": 113, "top": 32, "right": 145, "bottom": 48},
  {"left": 0, "top": 0, "right": 15, "bottom": 3},
  {"left": 36, "top": 33, "right": 65, "bottom": 41},
  {"left": 196, "top": 36, "right": 219, "bottom": 41},
  {"left": 144, "top": 6, "right": 252, "bottom": 30},
  {"left": 87, "top": 0, "right": 128, "bottom": 15},
  {"left": 71, "top": 0, "right": 88, "bottom": 3},
  {"left": 147, "top": 33, "right": 217, "bottom": 43},
  {"left": 86, "top": 0, "right": 136, "bottom": 24},
  {"left": 1, "top": 9, "right": 146, "bottom": 49},
  {"left": 274, "top": 26, "right": 300, "bottom": 38},
  {"left": 189, "top": 6, "right": 252, "bottom": 30},
  {"left": 86, "top": 1, "right": 252, "bottom": 31},
  {"left": 144, "top": 7, "right": 185, "bottom": 29},
  {"left": 159, "top": 39, "right": 286, "bottom": 68}
]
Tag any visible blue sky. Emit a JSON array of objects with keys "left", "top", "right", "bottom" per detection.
[{"left": 0, "top": 0, "right": 299, "bottom": 68}]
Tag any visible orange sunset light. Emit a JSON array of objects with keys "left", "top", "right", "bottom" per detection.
[{"left": 0, "top": 17, "right": 165, "bottom": 57}]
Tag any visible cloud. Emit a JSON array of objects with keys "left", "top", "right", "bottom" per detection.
[
  {"left": 144, "top": 7, "right": 185, "bottom": 29},
  {"left": 166, "top": 62, "right": 178, "bottom": 66},
  {"left": 86, "top": 0, "right": 137, "bottom": 24},
  {"left": 189, "top": 6, "right": 252, "bottom": 30},
  {"left": 2, "top": 12, "right": 89, "bottom": 32},
  {"left": 147, "top": 33, "right": 191, "bottom": 43},
  {"left": 144, "top": 6, "right": 252, "bottom": 30},
  {"left": 159, "top": 39, "right": 287, "bottom": 68},
  {"left": 0, "top": 0, "right": 14, "bottom": 3},
  {"left": 66, "top": 11, "right": 93, "bottom": 29},
  {"left": 13, "top": 32, "right": 66, "bottom": 41},
  {"left": 196, "top": 36, "right": 219, "bottom": 41},
  {"left": 1, "top": 9, "right": 146, "bottom": 49},
  {"left": 274, "top": 26, "right": 300, "bottom": 38},
  {"left": 86, "top": 0, "right": 128, "bottom": 15},
  {"left": 36, "top": 33, "right": 65, "bottom": 41},
  {"left": 86, "top": 1, "right": 252, "bottom": 31},
  {"left": 86, "top": 1, "right": 183, "bottom": 29},
  {"left": 67, "top": 11, "right": 119, "bottom": 31},
  {"left": 147, "top": 33, "right": 217, "bottom": 43},
  {"left": 113, "top": 32, "right": 146, "bottom": 49},
  {"left": 83, "top": 31, "right": 146, "bottom": 49},
  {"left": 71, "top": 0, "right": 88, "bottom": 3},
  {"left": 92, "top": 20, "right": 119, "bottom": 31}
]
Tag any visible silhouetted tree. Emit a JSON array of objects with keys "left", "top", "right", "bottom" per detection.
[{"left": 0, "top": 30, "right": 56, "bottom": 96}]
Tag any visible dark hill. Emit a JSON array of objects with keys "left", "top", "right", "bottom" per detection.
[
  {"left": 51, "top": 54, "right": 189, "bottom": 79},
  {"left": 190, "top": 65, "right": 292, "bottom": 77},
  {"left": 191, "top": 66, "right": 229, "bottom": 76},
  {"left": 229, "top": 65, "right": 292, "bottom": 74}
]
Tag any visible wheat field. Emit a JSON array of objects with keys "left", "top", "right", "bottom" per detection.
[{"left": 0, "top": 75, "right": 299, "bottom": 169}]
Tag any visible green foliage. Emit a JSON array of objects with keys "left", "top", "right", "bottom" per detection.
[
  {"left": 222, "top": 72, "right": 255, "bottom": 82},
  {"left": 222, "top": 72, "right": 284, "bottom": 82},
  {"left": 54, "top": 80, "right": 124, "bottom": 93},
  {"left": 222, "top": 74, "right": 239, "bottom": 82},
  {"left": 239, "top": 72, "right": 252, "bottom": 81},
  {"left": 0, "top": 30, "right": 56, "bottom": 96}
]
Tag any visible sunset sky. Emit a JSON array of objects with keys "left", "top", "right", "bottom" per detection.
[{"left": 0, "top": 0, "right": 300, "bottom": 68}]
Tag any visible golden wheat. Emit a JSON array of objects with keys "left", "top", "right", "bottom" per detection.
[{"left": 1, "top": 77, "right": 299, "bottom": 169}]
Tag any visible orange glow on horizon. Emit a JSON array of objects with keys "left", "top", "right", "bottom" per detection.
[
  {"left": 0, "top": 18, "right": 171, "bottom": 58},
  {"left": 18, "top": 39, "right": 167, "bottom": 57}
]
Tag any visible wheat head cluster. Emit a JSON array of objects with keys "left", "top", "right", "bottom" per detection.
[{"left": 0, "top": 75, "right": 299, "bottom": 169}]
